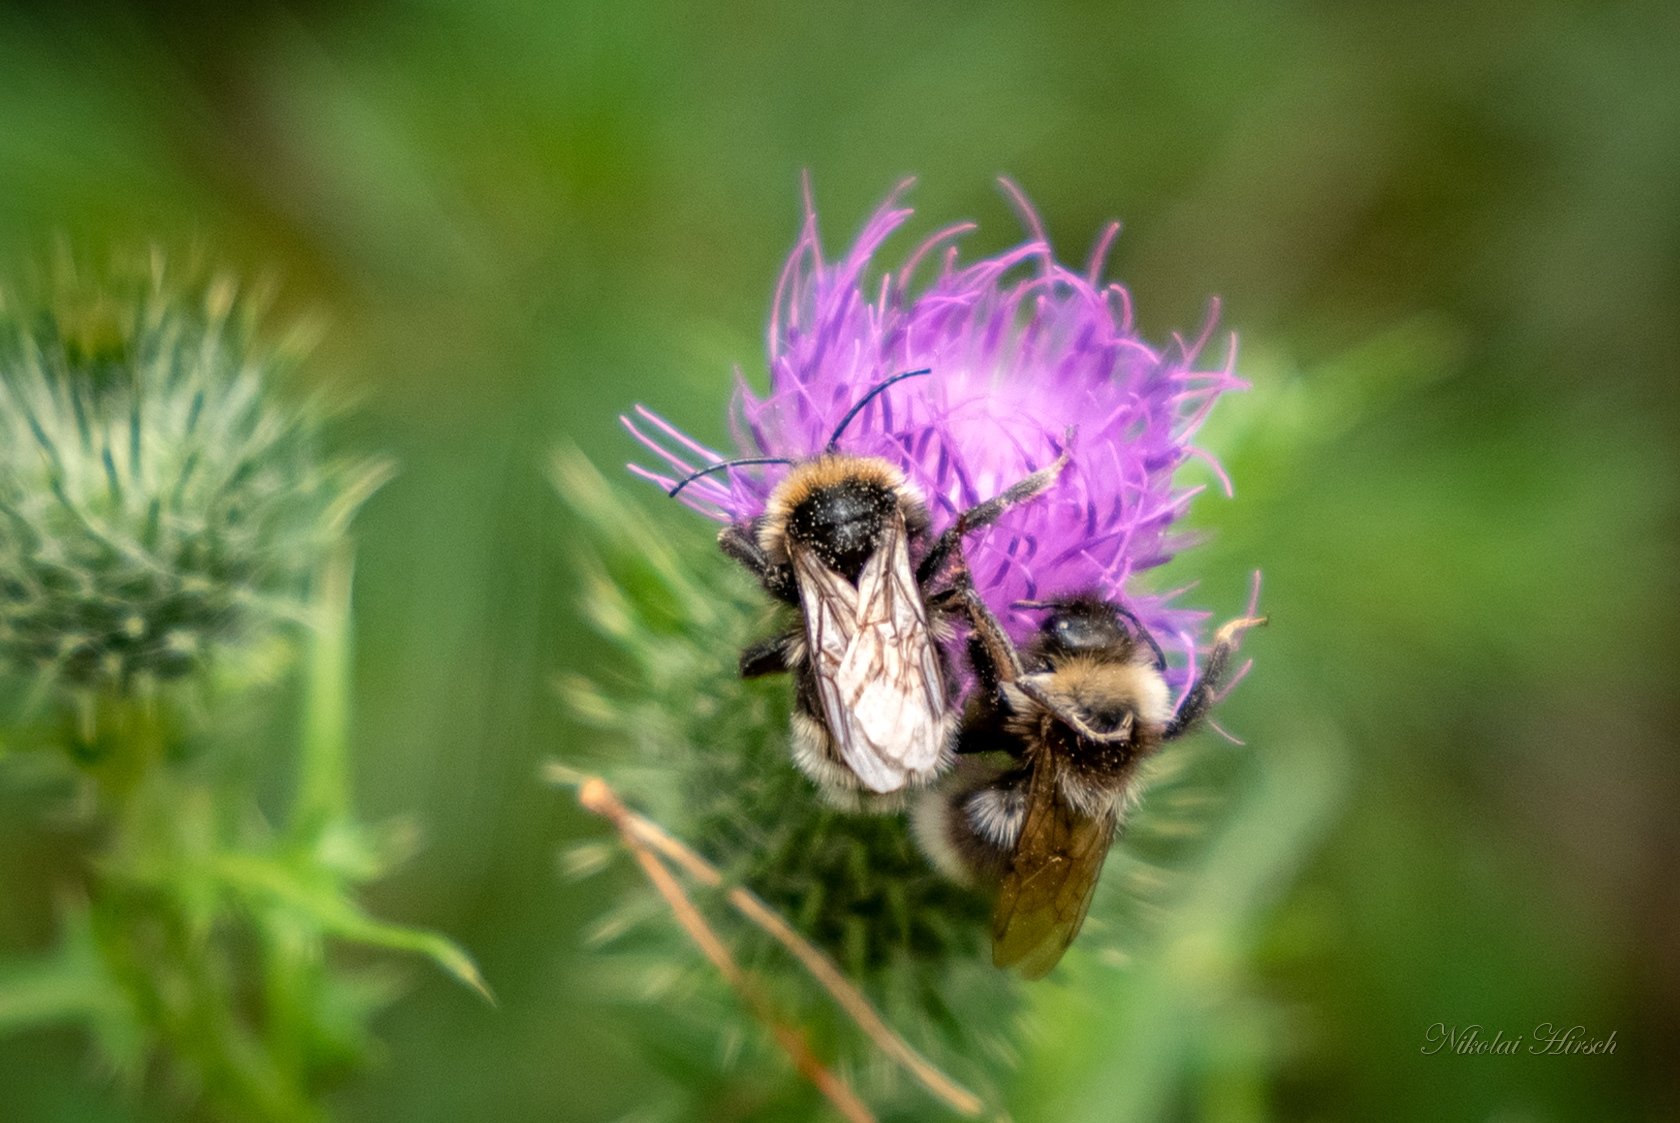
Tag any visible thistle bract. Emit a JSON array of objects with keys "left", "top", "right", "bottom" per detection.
[
  {"left": 0, "top": 256, "right": 368, "bottom": 697},
  {"left": 627, "top": 180, "right": 1244, "bottom": 691}
]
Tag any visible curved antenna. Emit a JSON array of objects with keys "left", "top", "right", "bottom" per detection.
[
  {"left": 826, "top": 367, "right": 932, "bottom": 451},
  {"left": 1111, "top": 602, "right": 1168, "bottom": 672},
  {"left": 667, "top": 456, "right": 794, "bottom": 498}
]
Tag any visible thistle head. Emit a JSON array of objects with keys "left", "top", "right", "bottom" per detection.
[
  {"left": 626, "top": 179, "right": 1245, "bottom": 692},
  {"left": 595, "top": 183, "right": 1259, "bottom": 1112},
  {"left": 0, "top": 253, "right": 381, "bottom": 703}
]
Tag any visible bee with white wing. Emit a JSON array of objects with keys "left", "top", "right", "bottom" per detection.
[{"left": 669, "top": 370, "right": 1068, "bottom": 806}]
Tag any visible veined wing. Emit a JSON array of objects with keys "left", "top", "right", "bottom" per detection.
[
  {"left": 991, "top": 744, "right": 1118, "bottom": 979},
  {"left": 792, "top": 510, "right": 947, "bottom": 794}
]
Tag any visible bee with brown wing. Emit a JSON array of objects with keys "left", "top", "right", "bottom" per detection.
[
  {"left": 915, "top": 585, "right": 1265, "bottom": 977},
  {"left": 669, "top": 370, "right": 1069, "bottom": 805}
]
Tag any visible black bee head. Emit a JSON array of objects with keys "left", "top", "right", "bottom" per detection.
[
  {"left": 1034, "top": 597, "right": 1137, "bottom": 664},
  {"left": 1017, "top": 594, "right": 1168, "bottom": 672},
  {"left": 1079, "top": 700, "right": 1136, "bottom": 735}
]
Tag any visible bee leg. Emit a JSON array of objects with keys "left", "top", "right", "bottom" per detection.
[
  {"left": 719, "top": 522, "right": 797, "bottom": 605},
  {"left": 927, "top": 564, "right": 1025, "bottom": 695},
  {"left": 916, "top": 442, "right": 1071, "bottom": 587},
  {"left": 739, "top": 632, "right": 797, "bottom": 678},
  {"left": 1016, "top": 680, "right": 1135, "bottom": 745},
  {"left": 956, "top": 578, "right": 1025, "bottom": 694},
  {"left": 1163, "top": 615, "right": 1268, "bottom": 740},
  {"left": 944, "top": 574, "right": 1031, "bottom": 766},
  {"left": 965, "top": 634, "right": 1005, "bottom": 703}
]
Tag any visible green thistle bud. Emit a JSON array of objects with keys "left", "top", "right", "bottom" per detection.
[{"left": 0, "top": 253, "right": 384, "bottom": 702}]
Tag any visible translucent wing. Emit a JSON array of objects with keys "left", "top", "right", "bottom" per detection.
[
  {"left": 792, "top": 509, "right": 948, "bottom": 794},
  {"left": 991, "top": 745, "right": 1119, "bottom": 979}
]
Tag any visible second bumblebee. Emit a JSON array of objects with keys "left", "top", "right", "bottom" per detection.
[{"left": 916, "top": 590, "right": 1265, "bottom": 978}]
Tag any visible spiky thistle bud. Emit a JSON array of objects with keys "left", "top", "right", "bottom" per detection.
[
  {"left": 0, "top": 253, "right": 382, "bottom": 705},
  {"left": 0, "top": 254, "right": 481, "bottom": 1122}
]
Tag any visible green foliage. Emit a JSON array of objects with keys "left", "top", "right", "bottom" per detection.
[
  {"left": 0, "top": 270, "right": 481, "bottom": 1123},
  {"left": 0, "top": 547, "right": 485, "bottom": 1122}
]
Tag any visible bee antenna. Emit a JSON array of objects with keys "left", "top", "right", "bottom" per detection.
[
  {"left": 1012, "top": 599, "right": 1056, "bottom": 611},
  {"left": 825, "top": 367, "right": 933, "bottom": 451},
  {"left": 667, "top": 456, "right": 795, "bottom": 498},
  {"left": 1110, "top": 602, "right": 1169, "bottom": 671}
]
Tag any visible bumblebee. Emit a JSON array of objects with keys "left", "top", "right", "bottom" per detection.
[
  {"left": 669, "top": 370, "right": 1068, "bottom": 803},
  {"left": 914, "top": 588, "right": 1265, "bottom": 976}
]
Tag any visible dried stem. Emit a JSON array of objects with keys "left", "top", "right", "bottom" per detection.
[
  {"left": 559, "top": 767, "right": 985, "bottom": 1118},
  {"left": 577, "top": 777, "right": 875, "bottom": 1123}
]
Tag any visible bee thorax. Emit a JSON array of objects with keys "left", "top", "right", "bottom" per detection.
[
  {"left": 757, "top": 456, "right": 925, "bottom": 578},
  {"left": 1007, "top": 659, "right": 1173, "bottom": 735},
  {"left": 784, "top": 482, "right": 895, "bottom": 581}
]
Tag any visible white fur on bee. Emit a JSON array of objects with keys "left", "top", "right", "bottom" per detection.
[
  {"left": 912, "top": 759, "right": 1024, "bottom": 884},
  {"left": 1056, "top": 772, "right": 1129, "bottom": 822},
  {"left": 911, "top": 787, "right": 972, "bottom": 883},
  {"left": 928, "top": 611, "right": 956, "bottom": 645},
  {"left": 790, "top": 708, "right": 853, "bottom": 792},
  {"left": 965, "top": 784, "right": 1027, "bottom": 851},
  {"left": 790, "top": 707, "right": 949, "bottom": 811}
]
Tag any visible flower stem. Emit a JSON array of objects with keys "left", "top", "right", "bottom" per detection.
[{"left": 294, "top": 545, "right": 355, "bottom": 840}]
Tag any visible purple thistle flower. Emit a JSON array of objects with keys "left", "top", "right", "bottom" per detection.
[{"left": 624, "top": 178, "right": 1247, "bottom": 694}]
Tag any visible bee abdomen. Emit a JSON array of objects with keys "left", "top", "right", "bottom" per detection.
[{"left": 913, "top": 763, "right": 1027, "bottom": 884}]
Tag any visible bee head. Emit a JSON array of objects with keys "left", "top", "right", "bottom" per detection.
[
  {"left": 1022, "top": 595, "right": 1165, "bottom": 671},
  {"left": 762, "top": 455, "right": 927, "bottom": 584}
]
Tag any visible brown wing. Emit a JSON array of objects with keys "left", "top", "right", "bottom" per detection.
[
  {"left": 792, "top": 509, "right": 948, "bottom": 794},
  {"left": 991, "top": 743, "right": 1119, "bottom": 979}
]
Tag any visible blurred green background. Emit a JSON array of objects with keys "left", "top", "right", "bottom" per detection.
[{"left": 1, "top": 0, "right": 1676, "bottom": 1119}]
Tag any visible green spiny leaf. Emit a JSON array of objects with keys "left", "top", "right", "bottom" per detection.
[{"left": 208, "top": 850, "right": 493, "bottom": 1004}]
